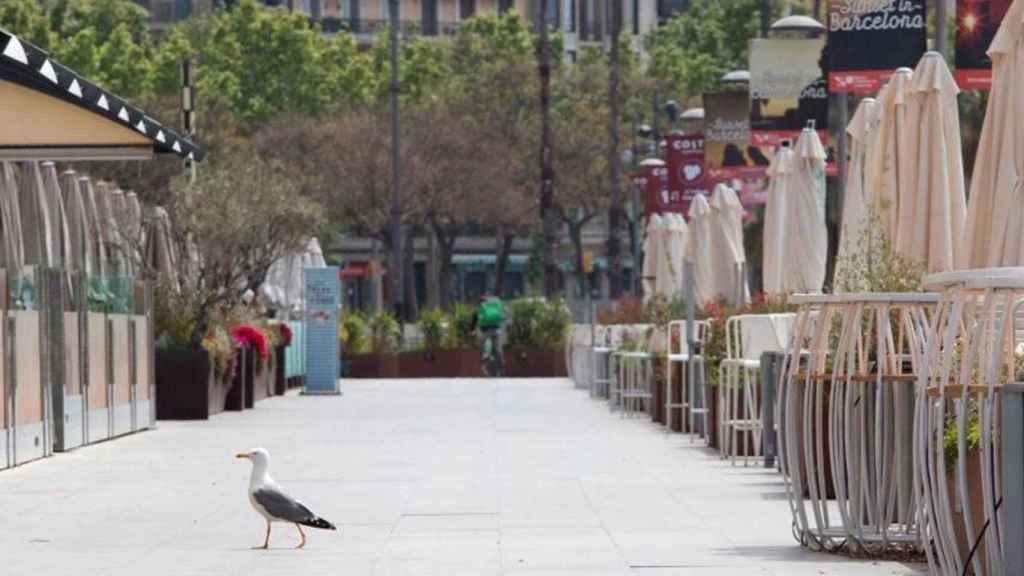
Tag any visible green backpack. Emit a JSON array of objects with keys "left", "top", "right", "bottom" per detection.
[{"left": 478, "top": 298, "right": 505, "bottom": 329}]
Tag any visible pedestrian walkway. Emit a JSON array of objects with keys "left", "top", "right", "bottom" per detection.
[{"left": 0, "top": 378, "right": 924, "bottom": 575}]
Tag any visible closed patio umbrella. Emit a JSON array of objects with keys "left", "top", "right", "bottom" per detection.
[
  {"left": 762, "top": 145, "right": 792, "bottom": 295},
  {"left": 654, "top": 213, "right": 679, "bottom": 298},
  {"left": 144, "top": 206, "right": 180, "bottom": 292},
  {"left": 61, "top": 171, "right": 93, "bottom": 277},
  {"left": 784, "top": 127, "right": 828, "bottom": 293},
  {"left": 79, "top": 177, "right": 106, "bottom": 277},
  {"left": 41, "top": 162, "right": 72, "bottom": 270},
  {"left": 0, "top": 162, "right": 25, "bottom": 272},
  {"left": 963, "top": 0, "right": 1024, "bottom": 267},
  {"left": 709, "top": 183, "right": 749, "bottom": 305},
  {"left": 867, "top": 68, "right": 915, "bottom": 249},
  {"left": 641, "top": 213, "right": 664, "bottom": 302},
  {"left": 666, "top": 213, "right": 689, "bottom": 299},
  {"left": 834, "top": 97, "right": 878, "bottom": 291},
  {"left": 17, "top": 162, "right": 55, "bottom": 267},
  {"left": 899, "top": 52, "right": 967, "bottom": 273},
  {"left": 686, "top": 194, "right": 716, "bottom": 307}
]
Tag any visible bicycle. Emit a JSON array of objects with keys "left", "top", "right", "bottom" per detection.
[{"left": 480, "top": 327, "right": 504, "bottom": 377}]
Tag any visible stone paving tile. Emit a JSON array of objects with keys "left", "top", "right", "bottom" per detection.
[{"left": 0, "top": 378, "right": 925, "bottom": 575}]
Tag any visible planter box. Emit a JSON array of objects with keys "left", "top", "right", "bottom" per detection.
[
  {"left": 346, "top": 353, "right": 399, "bottom": 378},
  {"left": 503, "top": 347, "right": 567, "bottom": 378},
  {"left": 398, "top": 349, "right": 482, "bottom": 378},
  {"left": 274, "top": 346, "right": 287, "bottom": 395},
  {"left": 226, "top": 348, "right": 250, "bottom": 411},
  {"left": 946, "top": 448, "right": 990, "bottom": 574},
  {"left": 155, "top": 348, "right": 219, "bottom": 420}
]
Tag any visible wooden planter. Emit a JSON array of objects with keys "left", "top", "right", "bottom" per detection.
[
  {"left": 397, "top": 349, "right": 482, "bottom": 378},
  {"left": 274, "top": 346, "right": 287, "bottom": 395},
  {"left": 252, "top": 358, "right": 272, "bottom": 403},
  {"left": 503, "top": 347, "right": 568, "bottom": 378},
  {"left": 946, "top": 448, "right": 989, "bottom": 574},
  {"left": 155, "top": 348, "right": 217, "bottom": 420},
  {"left": 346, "top": 353, "right": 399, "bottom": 378},
  {"left": 226, "top": 348, "right": 250, "bottom": 411}
]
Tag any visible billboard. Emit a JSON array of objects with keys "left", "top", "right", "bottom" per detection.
[
  {"left": 665, "top": 131, "right": 708, "bottom": 216},
  {"left": 634, "top": 161, "right": 672, "bottom": 218},
  {"left": 750, "top": 37, "right": 829, "bottom": 147},
  {"left": 703, "top": 90, "right": 771, "bottom": 207},
  {"left": 955, "top": 0, "right": 1012, "bottom": 90},
  {"left": 827, "top": 0, "right": 928, "bottom": 93}
]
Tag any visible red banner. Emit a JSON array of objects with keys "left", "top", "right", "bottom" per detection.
[
  {"left": 828, "top": 70, "right": 899, "bottom": 94},
  {"left": 664, "top": 132, "right": 708, "bottom": 217},
  {"left": 634, "top": 161, "right": 673, "bottom": 218}
]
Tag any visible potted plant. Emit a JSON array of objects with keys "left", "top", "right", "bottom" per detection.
[
  {"left": 399, "top": 308, "right": 450, "bottom": 378},
  {"left": 504, "top": 299, "right": 570, "bottom": 377},
  {"left": 344, "top": 312, "right": 400, "bottom": 378},
  {"left": 272, "top": 322, "right": 292, "bottom": 395}
]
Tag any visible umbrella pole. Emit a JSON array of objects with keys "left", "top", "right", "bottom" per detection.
[
  {"left": 685, "top": 261, "right": 697, "bottom": 435},
  {"left": 836, "top": 94, "right": 849, "bottom": 292}
]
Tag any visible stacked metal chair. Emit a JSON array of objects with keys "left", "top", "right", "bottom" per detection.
[{"left": 664, "top": 319, "right": 711, "bottom": 439}]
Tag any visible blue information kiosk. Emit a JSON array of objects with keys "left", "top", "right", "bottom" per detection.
[{"left": 302, "top": 267, "right": 341, "bottom": 395}]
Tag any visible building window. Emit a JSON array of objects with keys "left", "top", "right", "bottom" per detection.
[
  {"left": 546, "top": 0, "right": 559, "bottom": 29},
  {"left": 422, "top": 0, "right": 438, "bottom": 34},
  {"left": 460, "top": 0, "right": 475, "bottom": 19},
  {"left": 632, "top": 0, "right": 639, "bottom": 35},
  {"left": 568, "top": 0, "right": 576, "bottom": 32},
  {"left": 498, "top": 0, "right": 513, "bottom": 13}
]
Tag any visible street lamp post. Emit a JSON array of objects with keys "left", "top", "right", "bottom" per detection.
[{"left": 388, "top": 0, "right": 404, "bottom": 332}]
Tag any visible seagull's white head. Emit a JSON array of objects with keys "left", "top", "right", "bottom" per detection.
[{"left": 235, "top": 447, "right": 270, "bottom": 467}]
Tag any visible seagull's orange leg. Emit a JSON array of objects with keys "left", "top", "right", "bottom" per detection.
[
  {"left": 257, "top": 522, "right": 271, "bottom": 549},
  {"left": 295, "top": 524, "right": 306, "bottom": 549}
]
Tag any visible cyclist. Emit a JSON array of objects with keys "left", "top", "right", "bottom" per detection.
[{"left": 473, "top": 293, "right": 505, "bottom": 377}]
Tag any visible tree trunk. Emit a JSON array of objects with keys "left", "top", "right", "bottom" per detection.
[
  {"left": 537, "top": 0, "right": 559, "bottom": 298},
  {"left": 431, "top": 221, "right": 458, "bottom": 309},
  {"left": 494, "top": 224, "right": 515, "bottom": 298},
  {"left": 425, "top": 227, "right": 439, "bottom": 308},
  {"left": 569, "top": 222, "right": 586, "bottom": 298},
  {"left": 813, "top": 0, "right": 822, "bottom": 21},
  {"left": 606, "top": 0, "right": 623, "bottom": 299},
  {"left": 403, "top": 225, "right": 419, "bottom": 321}
]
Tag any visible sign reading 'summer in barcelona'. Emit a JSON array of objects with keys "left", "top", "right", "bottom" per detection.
[
  {"left": 303, "top": 266, "right": 340, "bottom": 395},
  {"left": 665, "top": 132, "right": 707, "bottom": 217},
  {"left": 955, "top": 0, "right": 1012, "bottom": 90},
  {"left": 702, "top": 91, "right": 771, "bottom": 207},
  {"left": 749, "top": 37, "right": 829, "bottom": 146},
  {"left": 828, "top": 0, "right": 927, "bottom": 93}
]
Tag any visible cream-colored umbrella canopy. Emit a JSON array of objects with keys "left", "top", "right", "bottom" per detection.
[
  {"left": 834, "top": 97, "right": 878, "bottom": 291},
  {"left": 963, "top": 0, "right": 1024, "bottom": 267},
  {"left": 0, "top": 162, "right": 25, "bottom": 271},
  {"left": 867, "top": 67, "right": 916, "bottom": 245},
  {"left": 17, "top": 162, "right": 55, "bottom": 267},
  {"left": 60, "top": 170, "right": 94, "bottom": 277},
  {"left": 899, "top": 52, "right": 966, "bottom": 273},
  {"left": 666, "top": 213, "right": 689, "bottom": 299},
  {"left": 654, "top": 213, "right": 684, "bottom": 298},
  {"left": 144, "top": 206, "right": 180, "bottom": 292},
  {"left": 641, "top": 213, "right": 665, "bottom": 302},
  {"left": 41, "top": 162, "right": 72, "bottom": 270},
  {"left": 709, "top": 183, "right": 749, "bottom": 305},
  {"left": 686, "top": 194, "right": 716, "bottom": 307},
  {"left": 784, "top": 127, "right": 828, "bottom": 293},
  {"left": 762, "top": 145, "right": 792, "bottom": 295}
]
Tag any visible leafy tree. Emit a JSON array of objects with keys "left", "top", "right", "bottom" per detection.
[
  {"left": 0, "top": 0, "right": 57, "bottom": 51},
  {"left": 645, "top": 0, "right": 785, "bottom": 101}
]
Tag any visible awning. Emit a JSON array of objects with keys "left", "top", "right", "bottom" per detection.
[
  {"left": 0, "top": 27, "right": 203, "bottom": 162},
  {"left": 339, "top": 262, "right": 370, "bottom": 278}
]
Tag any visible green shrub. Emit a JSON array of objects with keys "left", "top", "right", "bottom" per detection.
[
  {"left": 450, "top": 303, "right": 477, "bottom": 348},
  {"left": 536, "top": 298, "right": 571, "bottom": 350},
  {"left": 418, "top": 308, "right": 449, "bottom": 350},
  {"left": 506, "top": 298, "right": 544, "bottom": 347},
  {"left": 340, "top": 312, "right": 369, "bottom": 354},
  {"left": 369, "top": 311, "right": 401, "bottom": 353}
]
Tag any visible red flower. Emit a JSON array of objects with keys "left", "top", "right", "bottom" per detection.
[
  {"left": 232, "top": 325, "right": 269, "bottom": 361},
  {"left": 278, "top": 323, "right": 293, "bottom": 347}
]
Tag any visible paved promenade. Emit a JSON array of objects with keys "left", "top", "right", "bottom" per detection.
[{"left": 0, "top": 378, "right": 924, "bottom": 575}]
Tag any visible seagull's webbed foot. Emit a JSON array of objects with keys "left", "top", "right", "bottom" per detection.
[{"left": 295, "top": 524, "right": 307, "bottom": 549}]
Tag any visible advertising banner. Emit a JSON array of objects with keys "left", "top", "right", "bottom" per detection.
[
  {"left": 634, "top": 161, "right": 670, "bottom": 218},
  {"left": 749, "top": 37, "right": 829, "bottom": 147},
  {"left": 703, "top": 91, "right": 771, "bottom": 207},
  {"left": 827, "top": 0, "right": 928, "bottom": 93},
  {"left": 303, "top": 266, "right": 340, "bottom": 395},
  {"left": 955, "top": 0, "right": 1012, "bottom": 90},
  {"left": 665, "top": 131, "right": 708, "bottom": 216}
]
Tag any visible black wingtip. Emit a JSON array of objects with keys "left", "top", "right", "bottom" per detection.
[{"left": 303, "top": 517, "right": 337, "bottom": 530}]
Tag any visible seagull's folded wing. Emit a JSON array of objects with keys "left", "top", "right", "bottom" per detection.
[{"left": 253, "top": 487, "right": 317, "bottom": 523}]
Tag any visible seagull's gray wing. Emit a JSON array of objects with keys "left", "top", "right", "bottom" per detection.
[{"left": 252, "top": 487, "right": 317, "bottom": 524}]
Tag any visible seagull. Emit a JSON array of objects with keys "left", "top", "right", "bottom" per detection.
[{"left": 236, "top": 448, "right": 336, "bottom": 549}]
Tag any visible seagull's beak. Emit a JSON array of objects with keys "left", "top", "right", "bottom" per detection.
[{"left": 235, "top": 453, "right": 250, "bottom": 459}]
